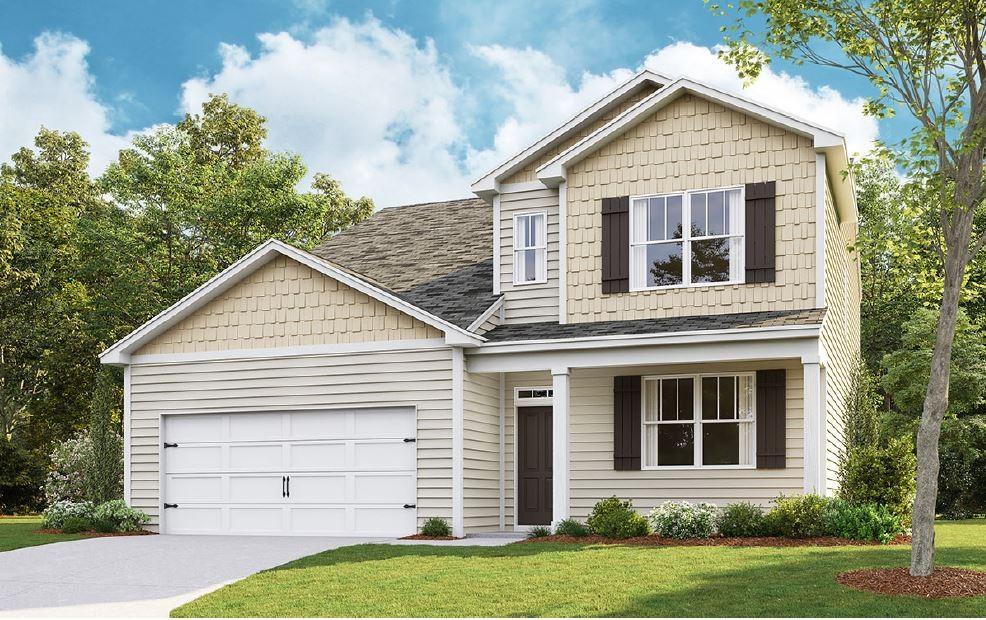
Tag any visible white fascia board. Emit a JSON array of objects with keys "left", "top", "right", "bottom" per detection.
[
  {"left": 100, "top": 239, "right": 482, "bottom": 365},
  {"left": 537, "top": 77, "right": 848, "bottom": 187},
  {"left": 466, "top": 296, "right": 505, "bottom": 333},
  {"left": 820, "top": 145, "right": 858, "bottom": 226},
  {"left": 470, "top": 69, "right": 670, "bottom": 195}
]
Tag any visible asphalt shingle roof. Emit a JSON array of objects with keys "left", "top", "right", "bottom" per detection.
[{"left": 482, "top": 308, "right": 826, "bottom": 342}]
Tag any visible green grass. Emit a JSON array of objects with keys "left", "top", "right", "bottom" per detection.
[
  {"left": 0, "top": 516, "right": 86, "bottom": 552},
  {"left": 173, "top": 520, "right": 986, "bottom": 618}
]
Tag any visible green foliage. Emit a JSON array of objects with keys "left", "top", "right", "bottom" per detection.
[
  {"left": 86, "top": 371, "right": 123, "bottom": 504},
  {"left": 716, "top": 502, "right": 767, "bottom": 537},
  {"left": 420, "top": 517, "right": 451, "bottom": 537},
  {"left": 0, "top": 439, "right": 44, "bottom": 513},
  {"left": 586, "top": 497, "right": 650, "bottom": 539},
  {"left": 44, "top": 423, "right": 122, "bottom": 506},
  {"left": 92, "top": 499, "right": 148, "bottom": 532},
  {"left": 937, "top": 416, "right": 986, "bottom": 518},
  {"left": 824, "top": 499, "right": 906, "bottom": 544},
  {"left": 648, "top": 501, "right": 718, "bottom": 539},
  {"left": 881, "top": 308, "right": 986, "bottom": 418},
  {"left": 763, "top": 495, "right": 830, "bottom": 538},
  {"left": 527, "top": 526, "right": 552, "bottom": 538},
  {"left": 60, "top": 515, "right": 92, "bottom": 534},
  {"left": 41, "top": 500, "right": 95, "bottom": 530},
  {"left": 843, "top": 357, "right": 881, "bottom": 451},
  {"left": 553, "top": 518, "right": 590, "bottom": 537},
  {"left": 838, "top": 436, "right": 917, "bottom": 525}
]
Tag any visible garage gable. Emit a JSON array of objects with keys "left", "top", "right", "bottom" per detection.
[{"left": 137, "top": 255, "right": 443, "bottom": 356}]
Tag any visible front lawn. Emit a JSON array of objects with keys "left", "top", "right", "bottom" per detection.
[
  {"left": 172, "top": 520, "right": 985, "bottom": 617},
  {"left": 0, "top": 516, "right": 85, "bottom": 552}
]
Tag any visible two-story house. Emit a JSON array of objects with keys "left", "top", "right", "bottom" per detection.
[{"left": 100, "top": 69, "right": 860, "bottom": 537}]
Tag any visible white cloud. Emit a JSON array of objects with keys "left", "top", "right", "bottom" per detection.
[{"left": 0, "top": 33, "right": 130, "bottom": 174}]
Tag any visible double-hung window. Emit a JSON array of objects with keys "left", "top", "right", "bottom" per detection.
[
  {"left": 513, "top": 212, "right": 547, "bottom": 284},
  {"left": 630, "top": 188, "right": 744, "bottom": 289},
  {"left": 642, "top": 374, "right": 755, "bottom": 468}
]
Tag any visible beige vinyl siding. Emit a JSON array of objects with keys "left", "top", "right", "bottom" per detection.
[
  {"left": 128, "top": 347, "right": 453, "bottom": 530},
  {"left": 820, "top": 178, "right": 861, "bottom": 493},
  {"left": 502, "top": 85, "right": 660, "bottom": 185},
  {"left": 565, "top": 93, "right": 818, "bottom": 322},
  {"left": 462, "top": 370, "right": 501, "bottom": 533},
  {"left": 568, "top": 361, "right": 805, "bottom": 517},
  {"left": 138, "top": 256, "right": 442, "bottom": 355},
  {"left": 499, "top": 188, "right": 560, "bottom": 323},
  {"left": 472, "top": 303, "right": 503, "bottom": 336},
  {"left": 502, "top": 371, "right": 552, "bottom": 528}
]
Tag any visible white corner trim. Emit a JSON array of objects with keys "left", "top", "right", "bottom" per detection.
[
  {"left": 123, "top": 365, "right": 132, "bottom": 506},
  {"left": 551, "top": 368, "right": 571, "bottom": 527},
  {"left": 492, "top": 194, "right": 501, "bottom": 296},
  {"left": 558, "top": 181, "right": 568, "bottom": 324},
  {"left": 451, "top": 346, "right": 465, "bottom": 537},
  {"left": 466, "top": 297, "right": 504, "bottom": 333},
  {"left": 802, "top": 361, "right": 825, "bottom": 494},
  {"left": 498, "top": 372, "right": 505, "bottom": 531},
  {"left": 816, "top": 152, "right": 828, "bottom": 309},
  {"left": 537, "top": 77, "right": 846, "bottom": 186},
  {"left": 99, "top": 239, "right": 483, "bottom": 364}
]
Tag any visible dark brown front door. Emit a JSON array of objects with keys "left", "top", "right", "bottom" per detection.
[{"left": 518, "top": 406, "right": 552, "bottom": 525}]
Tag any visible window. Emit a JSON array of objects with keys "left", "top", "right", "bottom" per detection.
[
  {"left": 642, "top": 374, "right": 755, "bottom": 468},
  {"left": 513, "top": 212, "right": 547, "bottom": 284},
  {"left": 517, "top": 388, "right": 553, "bottom": 400},
  {"left": 630, "top": 188, "right": 744, "bottom": 289}
]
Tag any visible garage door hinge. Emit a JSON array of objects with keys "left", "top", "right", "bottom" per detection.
[
  {"left": 163, "top": 442, "right": 178, "bottom": 448},
  {"left": 163, "top": 503, "right": 178, "bottom": 509},
  {"left": 403, "top": 503, "right": 416, "bottom": 509},
  {"left": 403, "top": 437, "right": 416, "bottom": 443}
]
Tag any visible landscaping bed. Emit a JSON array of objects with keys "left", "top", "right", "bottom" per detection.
[
  {"left": 838, "top": 566, "right": 986, "bottom": 599},
  {"left": 399, "top": 534, "right": 463, "bottom": 541},
  {"left": 518, "top": 533, "right": 912, "bottom": 547},
  {"left": 34, "top": 527, "right": 155, "bottom": 538}
]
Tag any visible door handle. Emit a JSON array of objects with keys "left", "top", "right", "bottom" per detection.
[
  {"left": 282, "top": 476, "right": 286, "bottom": 498},
  {"left": 286, "top": 475, "right": 290, "bottom": 498}
]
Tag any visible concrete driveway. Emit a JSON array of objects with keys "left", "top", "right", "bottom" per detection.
[{"left": 0, "top": 534, "right": 384, "bottom": 617}]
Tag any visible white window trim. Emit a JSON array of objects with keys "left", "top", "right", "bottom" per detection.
[
  {"left": 640, "top": 372, "right": 757, "bottom": 470},
  {"left": 629, "top": 186, "right": 746, "bottom": 292},
  {"left": 513, "top": 211, "right": 548, "bottom": 286}
]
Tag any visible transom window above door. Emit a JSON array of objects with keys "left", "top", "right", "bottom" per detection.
[
  {"left": 513, "top": 211, "right": 547, "bottom": 285},
  {"left": 629, "top": 188, "right": 744, "bottom": 290}
]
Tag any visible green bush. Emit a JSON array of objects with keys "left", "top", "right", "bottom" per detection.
[
  {"left": 41, "top": 500, "right": 95, "bottom": 530},
  {"left": 824, "top": 499, "right": 906, "bottom": 544},
  {"left": 838, "top": 436, "right": 916, "bottom": 525},
  {"left": 764, "top": 494, "right": 830, "bottom": 538},
  {"left": 553, "top": 518, "right": 590, "bottom": 537},
  {"left": 648, "top": 501, "right": 718, "bottom": 539},
  {"left": 60, "top": 515, "right": 93, "bottom": 534},
  {"left": 93, "top": 499, "right": 148, "bottom": 532},
  {"left": 717, "top": 502, "right": 767, "bottom": 537},
  {"left": 586, "top": 497, "right": 650, "bottom": 539},
  {"left": 0, "top": 439, "right": 45, "bottom": 514},
  {"left": 527, "top": 525, "right": 552, "bottom": 538},
  {"left": 87, "top": 372, "right": 124, "bottom": 505},
  {"left": 937, "top": 416, "right": 986, "bottom": 518},
  {"left": 420, "top": 517, "right": 451, "bottom": 537}
]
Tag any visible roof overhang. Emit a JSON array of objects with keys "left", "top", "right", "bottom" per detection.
[
  {"left": 470, "top": 69, "right": 672, "bottom": 200},
  {"left": 536, "top": 77, "right": 857, "bottom": 224},
  {"left": 99, "top": 239, "right": 483, "bottom": 365}
]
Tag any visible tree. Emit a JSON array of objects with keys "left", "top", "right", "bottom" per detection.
[
  {"left": 712, "top": 0, "right": 986, "bottom": 576},
  {"left": 85, "top": 370, "right": 123, "bottom": 504}
]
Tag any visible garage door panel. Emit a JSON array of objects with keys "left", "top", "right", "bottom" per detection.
[
  {"left": 166, "top": 415, "right": 223, "bottom": 443},
  {"left": 167, "top": 475, "right": 223, "bottom": 502},
  {"left": 291, "top": 507, "right": 347, "bottom": 533},
  {"left": 287, "top": 474, "right": 346, "bottom": 502},
  {"left": 354, "top": 441, "right": 414, "bottom": 469},
  {"left": 229, "top": 475, "right": 284, "bottom": 502},
  {"left": 229, "top": 507, "right": 285, "bottom": 533},
  {"left": 354, "top": 507, "right": 416, "bottom": 534},
  {"left": 354, "top": 409, "right": 415, "bottom": 438},
  {"left": 289, "top": 442, "right": 346, "bottom": 469},
  {"left": 167, "top": 446, "right": 223, "bottom": 472},
  {"left": 229, "top": 413, "right": 283, "bottom": 440},
  {"left": 354, "top": 473, "right": 415, "bottom": 502},
  {"left": 168, "top": 507, "right": 223, "bottom": 533},
  {"left": 229, "top": 444, "right": 283, "bottom": 470},
  {"left": 289, "top": 411, "right": 348, "bottom": 439}
]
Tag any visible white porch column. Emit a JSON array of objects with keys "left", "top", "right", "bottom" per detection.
[
  {"left": 551, "top": 367, "right": 571, "bottom": 526},
  {"left": 802, "top": 361, "right": 827, "bottom": 495},
  {"left": 451, "top": 347, "right": 465, "bottom": 537}
]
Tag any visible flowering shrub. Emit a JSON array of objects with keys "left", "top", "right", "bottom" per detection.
[
  {"left": 648, "top": 501, "right": 719, "bottom": 539},
  {"left": 41, "top": 500, "right": 96, "bottom": 530},
  {"left": 43, "top": 428, "right": 122, "bottom": 506},
  {"left": 93, "top": 500, "right": 149, "bottom": 532}
]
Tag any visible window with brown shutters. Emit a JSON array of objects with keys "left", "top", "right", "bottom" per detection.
[
  {"left": 756, "top": 369, "right": 786, "bottom": 469},
  {"left": 613, "top": 375, "right": 641, "bottom": 470},
  {"left": 745, "top": 181, "right": 777, "bottom": 283},
  {"left": 601, "top": 196, "right": 630, "bottom": 294}
]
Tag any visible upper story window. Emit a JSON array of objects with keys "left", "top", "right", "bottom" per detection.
[
  {"left": 642, "top": 373, "right": 755, "bottom": 469},
  {"left": 630, "top": 188, "right": 744, "bottom": 290},
  {"left": 513, "top": 212, "right": 547, "bottom": 285}
]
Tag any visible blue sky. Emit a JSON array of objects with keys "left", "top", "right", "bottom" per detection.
[{"left": 0, "top": 0, "right": 899, "bottom": 206}]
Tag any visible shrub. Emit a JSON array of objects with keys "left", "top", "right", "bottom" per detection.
[
  {"left": 527, "top": 525, "right": 552, "bottom": 538},
  {"left": 937, "top": 416, "right": 986, "bottom": 519},
  {"left": 838, "top": 436, "right": 916, "bottom": 525},
  {"left": 60, "top": 515, "right": 93, "bottom": 534},
  {"left": 648, "top": 501, "right": 718, "bottom": 539},
  {"left": 420, "top": 517, "right": 451, "bottom": 537},
  {"left": 553, "top": 518, "right": 590, "bottom": 537},
  {"left": 843, "top": 357, "right": 881, "bottom": 451},
  {"left": 41, "top": 500, "right": 95, "bottom": 530},
  {"left": 44, "top": 432, "right": 92, "bottom": 505},
  {"left": 87, "top": 372, "right": 124, "bottom": 505},
  {"left": 586, "top": 497, "right": 650, "bottom": 539},
  {"left": 764, "top": 494, "right": 830, "bottom": 538},
  {"left": 717, "top": 502, "right": 767, "bottom": 537},
  {"left": 824, "top": 499, "right": 906, "bottom": 544},
  {"left": 93, "top": 500, "right": 148, "bottom": 532}
]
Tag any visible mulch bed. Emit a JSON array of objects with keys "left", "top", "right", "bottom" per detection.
[
  {"left": 35, "top": 529, "right": 156, "bottom": 538},
  {"left": 517, "top": 534, "right": 911, "bottom": 547},
  {"left": 837, "top": 567, "right": 986, "bottom": 599},
  {"left": 399, "top": 534, "right": 464, "bottom": 540}
]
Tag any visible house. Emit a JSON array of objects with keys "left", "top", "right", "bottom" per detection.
[{"left": 99, "top": 70, "right": 860, "bottom": 537}]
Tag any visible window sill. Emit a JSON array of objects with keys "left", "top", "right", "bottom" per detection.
[
  {"left": 630, "top": 280, "right": 745, "bottom": 293},
  {"left": 512, "top": 279, "right": 549, "bottom": 287},
  {"left": 639, "top": 465, "right": 756, "bottom": 471}
]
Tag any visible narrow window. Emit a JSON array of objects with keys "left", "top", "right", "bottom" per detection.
[{"left": 513, "top": 212, "right": 547, "bottom": 284}]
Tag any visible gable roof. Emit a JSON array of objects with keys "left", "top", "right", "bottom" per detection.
[
  {"left": 470, "top": 69, "right": 671, "bottom": 198},
  {"left": 536, "top": 77, "right": 857, "bottom": 223},
  {"left": 100, "top": 237, "right": 486, "bottom": 364}
]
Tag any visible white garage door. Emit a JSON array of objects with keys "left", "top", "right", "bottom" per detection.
[{"left": 161, "top": 407, "right": 417, "bottom": 536}]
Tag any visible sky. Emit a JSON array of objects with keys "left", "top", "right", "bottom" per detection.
[{"left": 0, "top": 0, "right": 902, "bottom": 207}]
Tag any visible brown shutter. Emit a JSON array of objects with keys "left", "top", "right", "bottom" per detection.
[
  {"left": 756, "top": 369, "right": 786, "bottom": 469},
  {"left": 601, "top": 196, "right": 630, "bottom": 294},
  {"left": 745, "top": 181, "right": 776, "bottom": 283},
  {"left": 614, "top": 375, "right": 641, "bottom": 470}
]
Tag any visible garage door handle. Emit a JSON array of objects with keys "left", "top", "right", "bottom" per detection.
[
  {"left": 164, "top": 503, "right": 178, "bottom": 509},
  {"left": 282, "top": 476, "right": 286, "bottom": 498},
  {"left": 403, "top": 503, "right": 415, "bottom": 509},
  {"left": 286, "top": 476, "right": 290, "bottom": 498},
  {"left": 163, "top": 442, "right": 178, "bottom": 448},
  {"left": 403, "top": 438, "right": 416, "bottom": 443}
]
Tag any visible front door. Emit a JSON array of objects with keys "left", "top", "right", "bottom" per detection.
[{"left": 517, "top": 406, "right": 552, "bottom": 525}]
